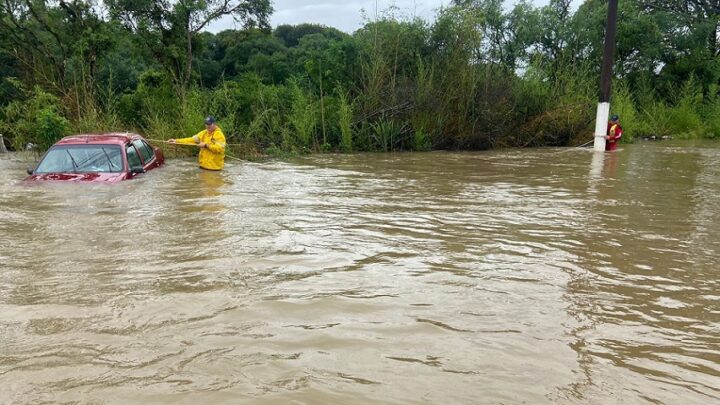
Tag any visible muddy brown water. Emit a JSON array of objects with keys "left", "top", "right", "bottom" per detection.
[{"left": 0, "top": 142, "right": 718, "bottom": 404}]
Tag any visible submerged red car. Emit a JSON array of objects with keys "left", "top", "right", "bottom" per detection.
[{"left": 26, "top": 133, "right": 164, "bottom": 183}]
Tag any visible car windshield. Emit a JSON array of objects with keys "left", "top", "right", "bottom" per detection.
[{"left": 35, "top": 145, "right": 124, "bottom": 173}]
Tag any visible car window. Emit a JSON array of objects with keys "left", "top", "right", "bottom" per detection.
[
  {"left": 35, "top": 145, "right": 123, "bottom": 173},
  {"left": 142, "top": 141, "right": 156, "bottom": 162},
  {"left": 133, "top": 140, "right": 154, "bottom": 164},
  {"left": 126, "top": 145, "right": 143, "bottom": 171}
]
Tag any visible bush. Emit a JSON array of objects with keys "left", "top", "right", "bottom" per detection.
[
  {"left": 370, "top": 119, "right": 408, "bottom": 151},
  {"left": 35, "top": 108, "right": 71, "bottom": 150},
  {"left": 638, "top": 101, "right": 673, "bottom": 138},
  {"left": 667, "top": 104, "right": 704, "bottom": 139},
  {"left": 287, "top": 78, "right": 317, "bottom": 148},
  {"left": 667, "top": 77, "right": 704, "bottom": 138},
  {"left": 611, "top": 83, "right": 638, "bottom": 142},
  {"left": 0, "top": 85, "right": 70, "bottom": 151},
  {"left": 705, "top": 107, "right": 720, "bottom": 139},
  {"left": 702, "top": 87, "right": 720, "bottom": 138}
]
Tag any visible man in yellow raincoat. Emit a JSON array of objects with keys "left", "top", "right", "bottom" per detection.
[{"left": 169, "top": 116, "right": 226, "bottom": 170}]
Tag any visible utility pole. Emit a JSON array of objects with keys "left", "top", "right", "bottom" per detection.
[{"left": 593, "top": 0, "right": 619, "bottom": 152}]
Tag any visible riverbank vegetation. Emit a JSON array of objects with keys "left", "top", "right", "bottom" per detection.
[{"left": 1, "top": 0, "right": 718, "bottom": 155}]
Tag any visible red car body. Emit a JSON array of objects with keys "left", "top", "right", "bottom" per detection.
[{"left": 26, "top": 133, "right": 164, "bottom": 183}]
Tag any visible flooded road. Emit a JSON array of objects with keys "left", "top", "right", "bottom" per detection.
[{"left": 1, "top": 142, "right": 719, "bottom": 404}]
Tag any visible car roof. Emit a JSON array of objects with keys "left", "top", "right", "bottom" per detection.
[{"left": 55, "top": 133, "right": 144, "bottom": 146}]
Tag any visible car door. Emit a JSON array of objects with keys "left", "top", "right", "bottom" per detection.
[
  {"left": 126, "top": 143, "right": 144, "bottom": 176},
  {"left": 133, "top": 139, "right": 159, "bottom": 171}
]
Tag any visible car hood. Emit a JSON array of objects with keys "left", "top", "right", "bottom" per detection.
[{"left": 26, "top": 172, "right": 127, "bottom": 183}]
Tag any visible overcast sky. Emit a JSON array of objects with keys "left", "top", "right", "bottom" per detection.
[{"left": 211, "top": 1, "right": 582, "bottom": 34}]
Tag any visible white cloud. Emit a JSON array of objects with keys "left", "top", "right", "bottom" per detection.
[
  {"left": 210, "top": 0, "right": 448, "bottom": 33},
  {"left": 270, "top": 0, "right": 447, "bottom": 32},
  {"left": 209, "top": 1, "right": 582, "bottom": 34}
]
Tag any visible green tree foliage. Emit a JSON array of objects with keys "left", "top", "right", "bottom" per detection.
[
  {"left": 0, "top": 83, "right": 69, "bottom": 150},
  {"left": 0, "top": 1, "right": 718, "bottom": 153},
  {"left": 106, "top": 0, "right": 272, "bottom": 97}
]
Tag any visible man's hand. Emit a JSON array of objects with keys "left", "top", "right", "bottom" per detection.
[
  {"left": 198, "top": 142, "right": 207, "bottom": 148},
  {"left": 168, "top": 139, "right": 176, "bottom": 144}
]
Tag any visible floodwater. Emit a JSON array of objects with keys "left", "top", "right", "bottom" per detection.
[{"left": 0, "top": 142, "right": 718, "bottom": 404}]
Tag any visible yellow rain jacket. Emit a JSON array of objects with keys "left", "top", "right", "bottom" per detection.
[{"left": 176, "top": 127, "right": 226, "bottom": 170}]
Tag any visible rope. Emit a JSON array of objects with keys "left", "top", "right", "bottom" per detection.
[
  {"left": 147, "top": 139, "right": 245, "bottom": 161},
  {"left": 149, "top": 138, "right": 597, "bottom": 160},
  {"left": 574, "top": 139, "right": 594, "bottom": 148},
  {"left": 146, "top": 139, "right": 247, "bottom": 147},
  {"left": 225, "top": 155, "right": 245, "bottom": 162}
]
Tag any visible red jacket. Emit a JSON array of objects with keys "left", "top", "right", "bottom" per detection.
[{"left": 606, "top": 122, "right": 622, "bottom": 151}]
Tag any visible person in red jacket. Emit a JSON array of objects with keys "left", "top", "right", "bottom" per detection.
[{"left": 605, "top": 114, "right": 623, "bottom": 151}]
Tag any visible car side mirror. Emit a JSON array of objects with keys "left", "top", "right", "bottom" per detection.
[{"left": 27, "top": 167, "right": 34, "bottom": 175}]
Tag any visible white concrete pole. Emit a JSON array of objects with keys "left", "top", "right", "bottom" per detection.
[{"left": 593, "top": 103, "right": 609, "bottom": 152}]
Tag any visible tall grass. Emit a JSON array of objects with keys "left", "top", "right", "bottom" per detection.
[
  {"left": 666, "top": 77, "right": 704, "bottom": 139},
  {"left": 610, "top": 83, "right": 638, "bottom": 142},
  {"left": 613, "top": 75, "right": 716, "bottom": 140},
  {"left": 337, "top": 89, "right": 354, "bottom": 152},
  {"left": 409, "top": 58, "right": 434, "bottom": 151},
  {"left": 288, "top": 78, "right": 316, "bottom": 149},
  {"left": 371, "top": 119, "right": 407, "bottom": 151},
  {"left": 702, "top": 84, "right": 720, "bottom": 139}
]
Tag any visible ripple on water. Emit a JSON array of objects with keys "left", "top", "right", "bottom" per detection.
[{"left": 1, "top": 146, "right": 720, "bottom": 404}]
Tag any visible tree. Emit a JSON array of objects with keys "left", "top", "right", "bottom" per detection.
[
  {"left": 0, "top": 1, "right": 107, "bottom": 94},
  {"left": 108, "top": 0, "right": 272, "bottom": 97},
  {"left": 0, "top": 0, "right": 126, "bottom": 120},
  {"left": 640, "top": 0, "right": 720, "bottom": 92},
  {"left": 275, "top": 23, "right": 344, "bottom": 47}
]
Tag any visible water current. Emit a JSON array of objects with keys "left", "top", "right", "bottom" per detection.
[{"left": 0, "top": 142, "right": 718, "bottom": 404}]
